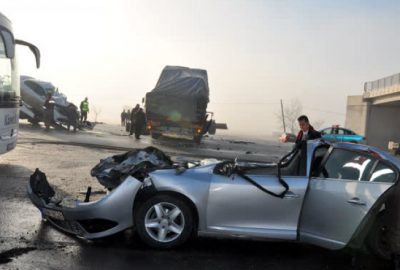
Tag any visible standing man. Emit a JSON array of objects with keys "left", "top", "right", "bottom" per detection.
[
  {"left": 80, "top": 97, "right": 89, "bottom": 123},
  {"left": 43, "top": 93, "right": 53, "bottom": 131},
  {"left": 125, "top": 109, "right": 131, "bottom": 132},
  {"left": 121, "top": 109, "right": 126, "bottom": 126},
  {"left": 134, "top": 108, "right": 146, "bottom": 139},
  {"left": 66, "top": 104, "right": 79, "bottom": 132},
  {"left": 281, "top": 115, "right": 321, "bottom": 146},
  {"left": 129, "top": 104, "right": 140, "bottom": 136},
  {"left": 294, "top": 115, "right": 321, "bottom": 145}
]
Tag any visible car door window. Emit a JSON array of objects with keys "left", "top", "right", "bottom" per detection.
[
  {"left": 310, "top": 145, "right": 330, "bottom": 177},
  {"left": 337, "top": 129, "right": 345, "bottom": 135},
  {"left": 319, "top": 148, "right": 377, "bottom": 181},
  {"left": 369, "top": 162, "right": 397, "bottom": 183},
  {"left": 343, "top": 129, "right": 355, "bottom": 135},
  {"left": 321, "top": 128, "right": 331, "bottom": 135}
]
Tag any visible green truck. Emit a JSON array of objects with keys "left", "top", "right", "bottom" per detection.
[{"left": 144, "top": 66, "right": 226, "bottom": 143}]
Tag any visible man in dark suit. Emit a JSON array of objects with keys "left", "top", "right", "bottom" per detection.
[
  {"left": 294, "top": 115, "right": 321, "bottom": 146},
  {"left": 280, "top": 115, "right": 321, "bottom": 146}
]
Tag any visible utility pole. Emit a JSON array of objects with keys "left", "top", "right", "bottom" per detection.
[{"left": 280, "top": 99, "right": 286, "bottom": 133}]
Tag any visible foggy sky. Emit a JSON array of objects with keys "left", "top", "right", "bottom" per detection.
[{"left": 2, "top": 0, "right": 400, "bottom": 135}]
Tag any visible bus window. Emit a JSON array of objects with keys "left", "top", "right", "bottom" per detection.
[{"left": 0, "top": 36, "right": 13, "bottom": 100}]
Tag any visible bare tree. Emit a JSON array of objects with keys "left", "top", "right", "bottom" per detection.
[
  {"left": 92, "top": 106, "right": 102, "bottom": 123},
  {"left": 276, "top": 98, "right": 303, "bottom": 134}
]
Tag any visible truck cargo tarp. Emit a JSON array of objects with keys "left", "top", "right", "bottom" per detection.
[
  {"left": 145, "top": 66, "right": 209, "bottom": 122},
  {"left": 150, "top": 66, "right": 209, "bottom": 101}
]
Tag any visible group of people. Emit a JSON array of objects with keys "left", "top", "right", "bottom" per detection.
[
  {"left": 43, "top": 94, "right": 90, "bottom": 132},
  {"left": 121, "top": 104, "right": 146, "bottom": 139}
]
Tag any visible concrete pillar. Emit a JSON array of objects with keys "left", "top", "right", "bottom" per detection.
[
  {"left": 345, "top": 95, "right": 400, "bottom": 149},
  {"left": 365, "top": 104, "right": 400, "bottom": 149},
  {"left": 345, "top": 95, "right": 369, "bottom": 136}
]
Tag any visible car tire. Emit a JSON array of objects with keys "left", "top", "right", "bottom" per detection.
[
  {"left": 366, "top": 214, "right": 391, "bottom": 260},
  {"left": 134, "top": 194, "right": 195, "bottom": 249}
]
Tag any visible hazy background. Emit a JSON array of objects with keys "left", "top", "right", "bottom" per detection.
[{"left": 2, "top": 0, "right": 400, "bottom": 136}]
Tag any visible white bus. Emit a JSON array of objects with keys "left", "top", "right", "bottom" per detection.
[{"left": 0, "top": 12, "right": 40, "bottom": 154}]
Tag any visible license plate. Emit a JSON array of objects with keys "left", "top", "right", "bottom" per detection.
[
  {"left": 42, "top": 208, "right": 64, "bottom": 220},
  {"left": 163, "top": 127, "right": 191, "bottom": 135}
]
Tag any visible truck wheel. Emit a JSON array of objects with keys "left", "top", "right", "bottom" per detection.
[
  {"left": 366, "top": 214, "right": 391, "bottom": 260},
  {"left": 151, "top": 133, "right": 161, "bottom": 139},
  {"left": 208, "top": 120, "right": 216, "bottom": 135},
  {"left": 134, "top": 194, "right": 195, "bottom": 249},
  {"left": 193, "top": 136, "right": 202, "bottom": 143}
]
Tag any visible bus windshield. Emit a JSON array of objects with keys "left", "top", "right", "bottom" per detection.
[{"left": 0, "top": 34, "right": 19, "bottom": 102}]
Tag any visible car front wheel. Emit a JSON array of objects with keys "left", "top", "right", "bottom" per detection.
[{"left": 134, "top": 194, "right": 194, "bottom": 248}]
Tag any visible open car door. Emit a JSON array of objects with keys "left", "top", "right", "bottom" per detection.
[
  {"left": 299, "top": 145, "right": 397, "bottom": 249},
  {"left": 205, "top": 143, "right": 310, "bottom": 240}
]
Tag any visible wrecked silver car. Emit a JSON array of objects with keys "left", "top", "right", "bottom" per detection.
[{"left": 28, "top": 141, "right": 400, "bottom": 259}]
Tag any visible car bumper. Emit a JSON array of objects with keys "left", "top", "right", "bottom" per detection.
[{"left": 27, "top": 175, "right": 143, "bottom": 239}]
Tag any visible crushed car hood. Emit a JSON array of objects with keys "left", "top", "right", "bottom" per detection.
[{"left": 91, "top": 146, "right": 174, "bottom": 190}]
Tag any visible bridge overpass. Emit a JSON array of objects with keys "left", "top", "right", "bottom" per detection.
[{"left": 345, "top": 72, "right": 400, "bottom": 149}]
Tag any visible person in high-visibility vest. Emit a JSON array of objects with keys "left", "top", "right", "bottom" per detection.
[{"left": 80, "top": 97, "right": 89, "bottom": 123}]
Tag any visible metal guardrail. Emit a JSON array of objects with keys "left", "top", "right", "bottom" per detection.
[{"left": 363, "top": 72, "right": 400, "bottom": 98}]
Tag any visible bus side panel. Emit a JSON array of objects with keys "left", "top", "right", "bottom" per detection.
[{"left": 0, "top": 107, "right": 19, "bottom": 154}]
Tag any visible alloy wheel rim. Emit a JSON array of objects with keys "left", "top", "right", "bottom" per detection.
[{"left": 144, "top": 202, "right": 185, "bottom": 243}]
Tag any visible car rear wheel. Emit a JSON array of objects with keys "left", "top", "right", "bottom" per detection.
[
  {"left": 366, "top": 214, "right": 391, "bottom": 260},
  {"left": 134, "top": 194, "right": 194, "bottom": 248}
]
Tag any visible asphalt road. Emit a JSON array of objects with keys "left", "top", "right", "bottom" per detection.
[{"left": 0, "top": 123, "right": 391, "bottom": 269}]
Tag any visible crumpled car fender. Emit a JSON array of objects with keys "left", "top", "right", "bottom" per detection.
[{"left": 28, "top": 171, "right": 143, "bottom": 239}]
